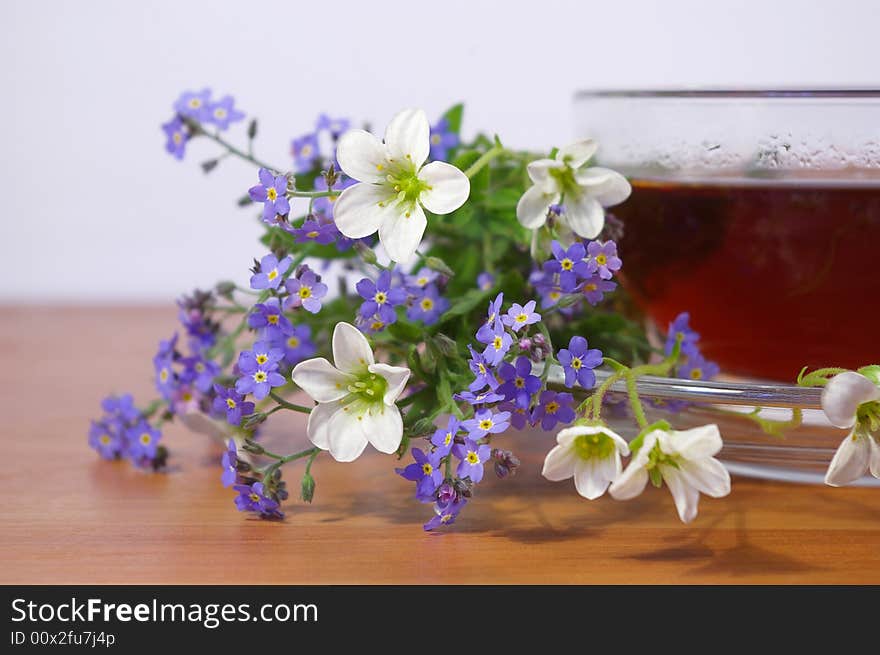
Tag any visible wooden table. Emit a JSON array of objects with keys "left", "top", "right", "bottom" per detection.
[{"left": 2, "top": 306, "right": 878, "bottom": 584}]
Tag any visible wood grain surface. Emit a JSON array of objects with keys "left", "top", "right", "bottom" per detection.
[{"left": 1, "top": 306, "right": 878, "bottom": 584}]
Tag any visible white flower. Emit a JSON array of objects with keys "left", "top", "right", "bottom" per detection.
[
  {"left": 609, "top": 424, "right": 731, "bottom": 523},
  {"left": 542, "top": 424, "right": 629, "bottom": 499},
  {"left": 821, "top": 371, "right": 880, "bottom": 486},
  {"left": 291, "top": 322, "right": 410, "bottom": 462},
  {"left": 333, "top": 108, "right": 470, "bottom": 263},
  {"left": 516, "top": 140, "right": 630, "bottom": 239}
]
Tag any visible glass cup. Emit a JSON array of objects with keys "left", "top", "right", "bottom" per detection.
[{"left": 574, "top": 90, "right": 880, "bottom": 382}]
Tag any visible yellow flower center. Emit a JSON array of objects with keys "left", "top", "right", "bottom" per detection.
[
  {"left": 546, "top": 401, "right": 560, "bottom": 414},
  {"left": 561, "top": 258, "right": 573, "bottom": 271},
  {"left": 159, "top": 369, "right": 169, "bottom": 382},
  {"left": 267, "top": 187, "right": 278, "bottom": 201},
  {"left": 375, "top": 291, "right": 387, "bottom": 304},
  {"left": 478, "top": 363, "right": 487, "bottom": 374},
  {"left": 514, "top": 377, "right": 525, "bottom": 389},
  {"left": 431, "top": 134, "right": 441, "bottom": 145},
  {"left": 256, "top": 354, "right": 269, "bottom": 365},
  {"left": 172, "top": 132, "right": 182, "bottom": 145},
  {"left": 515, "top": 313, "right": 528, "bottom": 323},
  {"left": 493, "top": 336, "right": 503, "bottom": 350},
  {"left": 444, "top": 432, "right": 453, "bottom": 446},
  {"left": 549, "top": 291, "right": 561, "bottom": 301},
  {"left": 267, "top": 315, "right": 279, "bottom": 325},
  {"left": 100, "top": 435, "right": 111, "bottom": 445},
  {"left": 370, "top": 320, "right": 385, "bottom": 331},
  {"left": 214, "top": 108, "right": 227, "bottom": 119},
  {"left": 307, "top": 231, "right": 319, "bottom": 238},
  {"left": 584, "top": 283, "right": 597, "bottom": 292},
  {"left": 249, "top": 493, "right": 260, "bottom": 502},
  {"left": 300, "top": 144, "right": 312, "bottom": 157},
  {"left": 267, "top": 269, "right": 278, "bottom": 281},
  {"left": 287, "top": 336, "right": 300, "bottom": 348},
  {"left": 226, "top": 398, "right": 237, "bottom": 409},
  {"left": 571, "top": 357, "right": 582, "bottom": 370},
  {"left": 466, "top": 451, "right": 480, "bottom": 464},
  {"left": 417, "top": 277, "right": 429, "bottom": 286},
  {"left": 690, "top": 368, "right": 703, "bottom": 380},
  {"left": 479, "top": 419, "right": 493, "bottom": 431},
  {"left": 595, "top": 253, "right": 607, "bottom": 266},
  {"left": 188, "top": 98, "right": 201, "bottom": 108},
  {"left": 253, "top": 371, "right": 267, "bottom": 383},
  {"left": 139, "top": 433, "right": 151, "bottom": 445},
  {"left": 420, "top": 298, "right": 434, "bottom": 311},
  {"left": 299, "top": 287, "right": 312, "bottom": 299},
  {"left": 422, "top": 463, "right": 433, "bottom": 475}
]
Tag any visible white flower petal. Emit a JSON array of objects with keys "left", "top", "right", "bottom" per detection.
[
  {"left": 663, "top": 467, "right": 701, "bottom": 523},
  {"left": 327, "top": 406, "right": 370, "bottom": 462},
  {"left": 584, "top": 167, "right": 632, "bottom": 207},
  {"left": 557, "top": 139, "right": 597, "bottom": 168},
  {"left": 563, "top": 192, "right": 605, "bottom": 239},
  {"left": 368, "top": 362, "right": 411, "bottom": 405},
  {"left": 291, "top": 357, "right": 351, "bottom": 403},
  {"left": 676, "top": 457, "right": 731, "bottom": 498},
  {"left": 418, "top": 161, "right": 470, "bottom": 214},
  {"left": 825, "top": 431, "right": 872, "bottom": 486},
  {"left": 332, "top": 322, "right": 374, "bottom": 373},
  {"left": 335, "top": 129, "right": 387, "bottom": 183},
  {"left": 542, "top": 443, "right": 577, "bottom": 481},
  {"left": 306, "top": 400, "right": 341, "bottom": 450},
  {"left": 870, "top": 438, "right": 880, "bottom": 479},
  {"left": 516, "top": 184, "right": 558, "bottom": 229},
  {"left": 377, "top": 202, "right": 427, "bottom": 263},
  {"left": 573, "top": 458, "right": 610, "bottom": 499},
  {"left": 363, "top": 404, "right": 404, "bottom": 454},
  {"left": 333, "top": 183, "right": 395, "bottom": 239},
  {"left": 821, "top": 371, "right": 880, "bottom": 429},
  {"left": 526, "top": 159, "right": 562, "bottom": 188},
  {"left": 608, "top": 460, "right": 648, "bottom": 500},
  {"left": 384, "top": 108, "right": 430, "bottom": 169},
  {"left": 660, "top": 424, "right": 723, "bottom": 460}
]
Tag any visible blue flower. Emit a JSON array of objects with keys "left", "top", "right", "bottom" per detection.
[
  {"left": 357, "top": 270, "right": 407, "bottom": 323},
  {"left": 173, "top": 88, "right": 211, "bottom": 120},
  {"left": 126, "top": 420, "right": 162, "bottom": 461},
  {"left": 452, "top": 439, "right": 493, "bottom": 483},
  {"left": 290, "top": 132, "right": 321, "bottom": 172},
  {"left": 406, "top": 284, "right": 448, "bottom": 325},
  {"left": 580, "top": 274, "right": 617, "bottom": 306},
  {"left": 453, "top": 389, "right": 505, "bottom": 405},
  {"left": 161, "top": 117, "right": 188, "bottom": 160},
  {"left": 221, "top": 439, "right": 238, "bottom": 487},
  {"left": 235, "top": 341, "right": 286, "bottom": 400},
  {"left": 428, "top": 117, "right": 460, "bottom": 161},
  {"left": 556, "top": 336, "right": 603, "bottom": 388},
  {"left": 467, "top": 345, "right": 498, "bottom": 392},
  {"left": 204, "top": 95, "right": 245, "bottom": 131},
  {"left": 477, "top": 271, "right": 495, "bottom": 291},
  {"left": 477, "top": 323, "right": 512, "bottom": 366},
  {"left": 280, "top": 324, "right": 316, "bottom": 366},
  {"left": 249, "top": 253, "right": 293, "bottom": 290},
  {"left": 423, "top": 498, "right": 466, "bottom": 531},
  {"left": 315, "top": 113, "right": 351, "bottom": 139},
  {"left": 531, "top": 390, "right": 576, "bottom": 431},
  {"left": 496, "top": 356, "right": 541, "bottom": 409},
  {"left": 249, "top": 298, "right": 294, "bottom": 341},
  {"left": 585, "top": 240, "right": 622, "bottom": 280},
  {"left": 396, "top": 448, "right": 443, "bottom": 502},
  {"left": 462, "top": 408, "right": 511, "bottom": 439},
  {"left": 502, "top": 300, "right": 541, "bottom": 332},
  {"left": 284, "top": 267, "right": 328, "bottom": 314},
  {"left": 677, "top": 352, "right": 720, "bottom": 381},
  {"left": 181, "top": 355, "right": 220, "bottom": 393},
  {"left": 547, "top": 240, "right": 589, "bottom": 288},
  {"left": 213, "top": 385, "right": 255, "bottom": 427},
  {"left": 248, "top": 169, "right": 291, "bottom": 224},
  {"left": 665, "top": 312, "right": 701, "bottom": 356},
  {"left": 233, "top": 482, "right": 283, "bottom": 519},
  {"left": 430, "top": 416, "right": 462, "bottom": 456}
]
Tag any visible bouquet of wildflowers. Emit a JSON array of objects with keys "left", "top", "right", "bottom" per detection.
[{"left": 89, "top": 89, "right": 880, "bottom": 530}]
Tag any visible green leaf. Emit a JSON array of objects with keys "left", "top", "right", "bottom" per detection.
[
  {"left": 442, "top": 103, "right": 464, "bottom": 134},
  {"left": 438, "top": 287, "right": 491, "bottom": 322},
  {"left": 388, "top": 319, "right": 424, "bottom": 343}
]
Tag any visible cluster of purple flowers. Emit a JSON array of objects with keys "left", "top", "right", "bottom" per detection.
[
  {"left": 530, "top": 239, "right": 622, "bottom": 310},
  {"left": 290, "top": 113, "right": 351, "bottom": 173},
  {"left": 154, "top": 291, "right": 223, "bottom": 417},
  {"left": 665, "top": 312, "right": 720, "bottom": 382},
  {"left": 222, "top": 441, "right": 285, "bottom": 519},
  {"left": 162, "top": 88, "right": 246, "bottom": 160},
  {"left": 88, "top": 394, "right": 165, "bottom": 470},
  {"left": 355, "top": 267, "right": 450, "bottom": 334}
]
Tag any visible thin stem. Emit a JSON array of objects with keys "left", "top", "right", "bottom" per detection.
[
  {"left": 197, "top": 126, "right": 279, "bottom": 172},
  {"left": 625, "top": 372, "right": 649, "bottom": 429},
  {"left": 268, "top": 391, "right": 313, "bottom": 414},
  {"left": 464, "top": 144, "right": 505, "bottom": 178}
]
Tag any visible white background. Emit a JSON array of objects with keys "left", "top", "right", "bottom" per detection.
[{"left": 2, "top": 0, "right": 878, "bottom": 301}]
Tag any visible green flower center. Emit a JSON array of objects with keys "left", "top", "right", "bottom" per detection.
[
  {"left": 573, "top": 433, "right": 615, "bottom": 460},
  {"left": 548, "top": 164, "right": 581, "bottom": 197},
  {"left": 381, "top": 162, "right": 431, "bottom": 214},
  {"left": 857, "top": 400, "right": 880, "bottom": 432},
  {"left": 347, "top": 372, "right": 388, "bottom": 402}
]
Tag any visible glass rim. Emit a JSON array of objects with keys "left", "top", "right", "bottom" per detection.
[{"left": 575, "top": 88, "right": 880, "bottom": 100}]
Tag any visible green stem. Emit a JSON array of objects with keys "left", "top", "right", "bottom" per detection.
[
  {"left": 197, "top": 127, "right": 279, "bottom": 172},
  {"left": 268, "top": 391, "right": 313, "bottom": 414},
  {"left": 464, "top": 144, "right": 505, "bottom": 178},
  {"left": 625, "top": 372, "right": 649, "bottom": 429}
]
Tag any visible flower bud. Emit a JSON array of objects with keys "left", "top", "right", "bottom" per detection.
[{"left": 241, "top": 437, "right": 265, "bottom": 455}]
